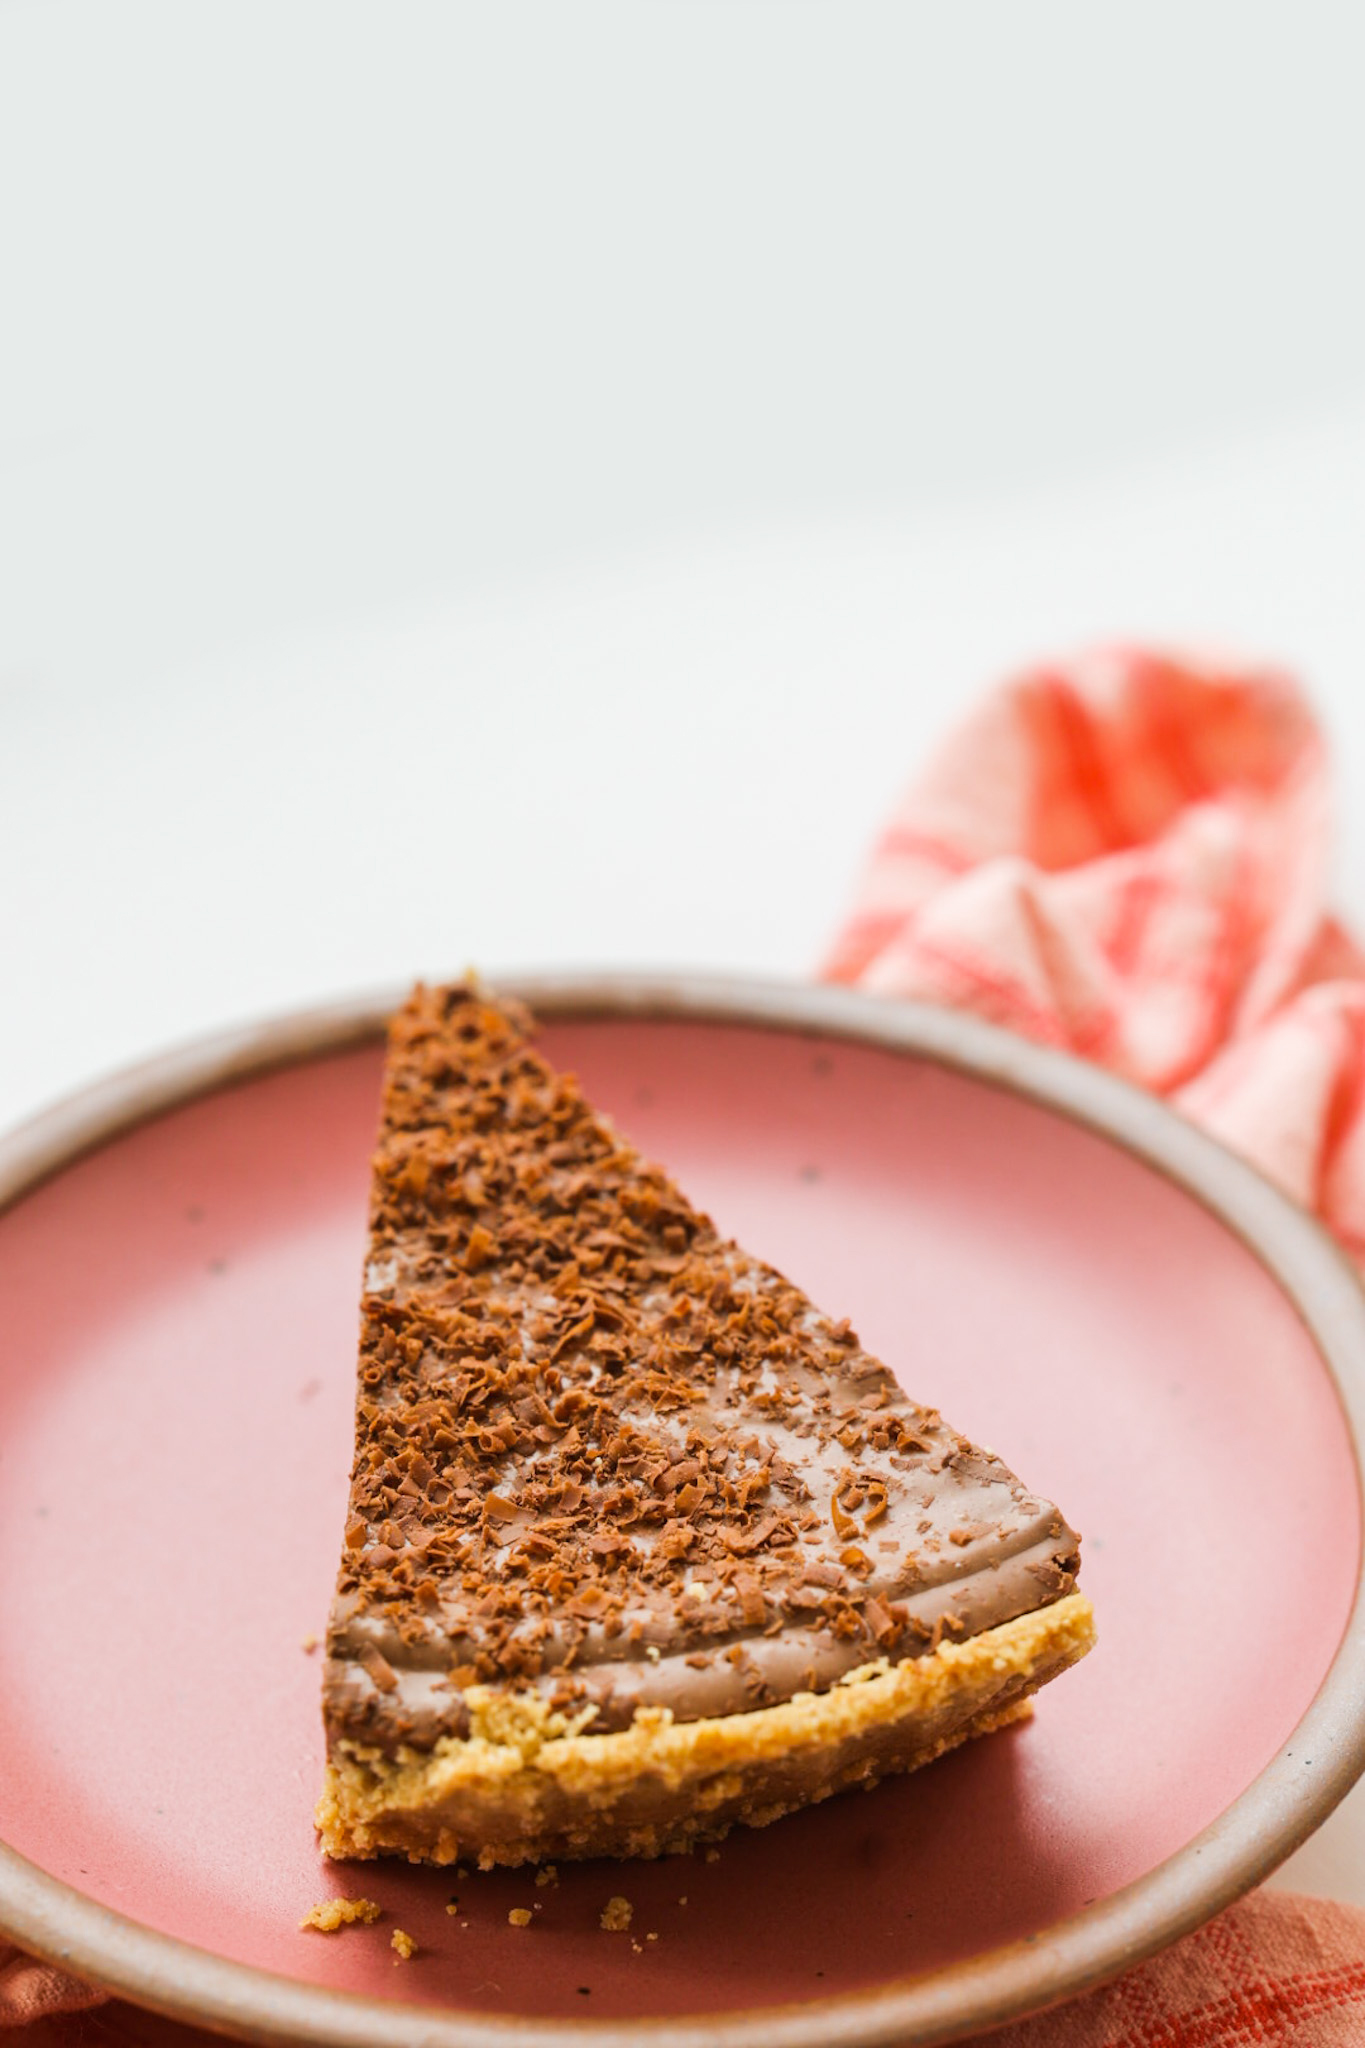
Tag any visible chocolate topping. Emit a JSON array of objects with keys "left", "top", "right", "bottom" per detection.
[{"left": 323, "top": 984, "right": 1081, "bottom": 1756}]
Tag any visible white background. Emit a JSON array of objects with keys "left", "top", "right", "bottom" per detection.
[{"left": 3, "top": 0, "right": 1365, "bottom": 1904}]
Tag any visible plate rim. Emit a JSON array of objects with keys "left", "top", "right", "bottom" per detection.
[{"left": 1, "top": 968, "right": 1363, "bottom": 2048}]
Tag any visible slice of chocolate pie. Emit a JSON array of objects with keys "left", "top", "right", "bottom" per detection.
[{"left": 317, "top": 983, "right": 1094, "bottom": 1867}]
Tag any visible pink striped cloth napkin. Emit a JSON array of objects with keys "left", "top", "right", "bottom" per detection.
[
  {"left": 5, "top": 645, "right": 1365, "bottom": 2043},
  {"left": 824, "top": 645, "right": 1365, "bottom": 1262}
]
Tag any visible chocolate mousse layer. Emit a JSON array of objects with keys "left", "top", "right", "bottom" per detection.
[{"left": 323, "top": 984, "right": 1081, "bottom": 1759}]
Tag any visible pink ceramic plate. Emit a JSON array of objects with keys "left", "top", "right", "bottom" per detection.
[{"left": 1, "top": 975, "right": 1364, "bottom": 2048}]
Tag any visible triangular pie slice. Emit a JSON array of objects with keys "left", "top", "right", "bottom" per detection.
[{"left": 317, "top": 983, "right": 1094, "bottom": 1867}]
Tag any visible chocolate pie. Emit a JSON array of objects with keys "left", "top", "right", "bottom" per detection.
[{"left": 316, "top": 983, "right": 1094, "bottom": 1867}]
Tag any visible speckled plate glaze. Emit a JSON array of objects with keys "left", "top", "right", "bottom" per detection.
[{"left": 1, "top": 975, "right": 1363, "bottom": 2048}]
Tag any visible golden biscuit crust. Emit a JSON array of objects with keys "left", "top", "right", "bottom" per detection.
[{"left": 318, "top": 1593, "right": 1094, "bottom": 1867}]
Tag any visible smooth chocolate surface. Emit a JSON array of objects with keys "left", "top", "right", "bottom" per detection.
[{"left": 324, "top": 985, "right": 1080, "bottom": 1755}]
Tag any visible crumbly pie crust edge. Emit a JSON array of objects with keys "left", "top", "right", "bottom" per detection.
[{"left": 318, "top": 1590, "right": 1095, "bottom": 1867}]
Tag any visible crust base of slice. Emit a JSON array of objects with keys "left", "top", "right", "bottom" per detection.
[{"left": 317, "top": 1591, "right": 1094, "bottom": 1868}]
